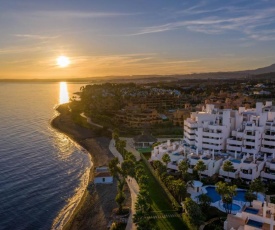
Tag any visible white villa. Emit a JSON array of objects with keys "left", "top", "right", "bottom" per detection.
[
  {"left": 224, "top": 200, "right": 275, "bottom": 230},
  {"left": 151, "top": 140, "right": 185, "bottom": 170},
  {"left": 150, "top": 101, "right": 275, "bottom": 182}
]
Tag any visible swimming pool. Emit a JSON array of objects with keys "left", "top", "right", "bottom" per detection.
[
  {"left": 222, "top": 203, "right": 241, "bottom": 211},
  {"left": 244, "top": 207, "right": 259, "bottom": 214},
  {"left": 230, "top": 159, "right": 241, "bottom": 164},
  {"left": 246, "top": 219, "right": 263, "bottom": 228},
  {"left": 205, "top": 186, "right": 246, "bottom": 203}
]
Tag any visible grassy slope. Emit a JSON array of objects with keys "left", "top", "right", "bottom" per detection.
[{"left": 140, "top": 161, "right": 188, "bottom": 230}]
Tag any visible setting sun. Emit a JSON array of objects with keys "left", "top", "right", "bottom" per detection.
[{"left": 56, "top": 56, "right": 70, "bottom": 68}]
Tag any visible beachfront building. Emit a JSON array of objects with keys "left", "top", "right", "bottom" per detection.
[
  {"left": 184, "top": 104, "right": 234, "bottom": 153},
  {"left": 187, "top": 150, "right": 223, "bottom": 177},
  {"left": 261, "top": 154, "right": 275, "bottom": 182},
  {"left": 149, "top": 101, "right": 275, "bottom": 181},
  {"left": 224, "top": 200, "right": 275, "bottom": 230},
  {"left": 150, "top": 140, "right": 185, "bottom": 170},
  {"left": 219, "top": 157, "right": 242, "bottom": 180},
  {"left": 94, "top": 166, "right": 113, "bottom": 184}
]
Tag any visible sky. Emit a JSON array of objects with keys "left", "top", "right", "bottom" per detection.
[{"left": 0, "top": 0, "right": 275, "bottom": 79}]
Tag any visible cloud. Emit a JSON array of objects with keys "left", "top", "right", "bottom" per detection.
[
  {"left": 33, "top": 10, "right": 139, "bottom": 19},
  {"left": 132, "top": 5, "right": 275, "bottom": 41},
  {"left": 14, "top": 34, "right": 59, "bottom": 40}
]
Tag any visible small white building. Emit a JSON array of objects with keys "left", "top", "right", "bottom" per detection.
[{"left": 94, "top": 166, "right": 113, "bottom": 184}]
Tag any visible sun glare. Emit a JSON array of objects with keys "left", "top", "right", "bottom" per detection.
[
  {"left": 59, "top": 82, "right": 69, "bottom": 104},
  {"left": 57, "top": 56, "right": 70, "bottom": 68}
]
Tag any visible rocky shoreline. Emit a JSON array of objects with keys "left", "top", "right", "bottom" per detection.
[{"left": 51, "top": 104, "right": 130, "bottom": 230}]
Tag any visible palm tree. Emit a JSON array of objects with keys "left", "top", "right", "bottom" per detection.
[
  {"left": 195, "top": 160, "right": 206, "bottom": 181},
  {"left": 222, "top": 160, "right": 235, "bottom": 180},
  {"left": 215, "top": 181, "right": 228, "bottom": 204},
  {"left": 115, "top": 191, "right": 125, "bottom": 214},
  {"left": 108, "top": 157, "right": 122, "bottom": 182},
  {"left": 250, "top": 178, "right": 265, "bottom": 198},
  {"left": 198, "top": 193, "right": 212, "bottom": 210},
  {"left": 245, "top": 190, "right": 257, "bottom": 207},
  {"left": 178, "top": 160, "right": 189, "bottom": 180},
  {"left": 121, "top": 160, "right": 135, "bottom": 177},
  {"left": 162, "top": 153, "right": 171, "bottom": 167}
]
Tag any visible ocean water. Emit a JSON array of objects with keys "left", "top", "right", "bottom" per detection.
[{"left": 0, "top": 83, "right": 91, "bottom": 230}]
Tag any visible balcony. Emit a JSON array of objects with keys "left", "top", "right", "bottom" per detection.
[
  {"left": 261, "top": 171, "right": 275, "bottom": 180},
  {"left": 261, "top": 147, "right": 275, "bottom": 154},
  {"left": 219, "top": 169, "right": 239, "bottom": 179},
  {"left": 184, "top": 127, "right": 196, "bottom": 134},
  {"left": 202, "top": 137, "right": 222, "bottom": 144},
  {"left": 227, "top": 138, "right": 242, "bottom": 145},
  {"left": 239, "top": 172, "right": 253, "bottom": 180},
  {"left": 184, "top": 121, "right": 198, "bottom": 129},
  {"left": 242, "top": 147, "right": 258, "bottom": 154},
  {"left": 202, "top": 131, "right": 222, "bottom": 138},
  {"left": 244, "top": 134, "right": 256, "bottom": 140},
  {"left": 227, "top": 145, "right": 242, "bottom": 151},
  {"left": 184, "top": 132, "right": 196, "bottom": 140},
  {"left": 202, "top": 143, "right": 222, "bottom": 150},
  {"left": 262, "top": 140, "right": 275, "bottom": 146}
]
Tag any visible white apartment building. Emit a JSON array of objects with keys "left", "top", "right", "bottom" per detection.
[
  {"left": 187, "top": 150, "right": 223, "bottom": 177},
  {"left": 150, "top": 140, "right": 185, "bottom": 170},
  {"left": 149, "top": 101, "right": 275, "bottom": 181},
  {"left": 184, "top": 104, "right": 233, "bottom": 153}
]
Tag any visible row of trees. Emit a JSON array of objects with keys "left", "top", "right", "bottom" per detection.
[{"left": 110, "top": 131, "right": 153, "bottom": 230}]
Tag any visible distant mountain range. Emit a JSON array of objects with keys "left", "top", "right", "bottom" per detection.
[
  {"left": 1, "top": 63, "right": 275, "bottom": 82},
  {"left": 242, "top": 63, "right": 275, "bottom": 75}
]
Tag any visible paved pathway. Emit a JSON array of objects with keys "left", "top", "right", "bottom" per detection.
[
  {"left": 109, "top": 139, "right": 139, "bottom": 230},
  {"left": 120, "top": 138, "right": 141, "bottom": 161}
]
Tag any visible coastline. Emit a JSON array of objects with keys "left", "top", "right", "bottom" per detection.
[{"left": 50, "top": 104, "right": 129, "bottom": 230}]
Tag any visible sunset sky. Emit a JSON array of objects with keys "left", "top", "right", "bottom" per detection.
[{"left": 1, "top": 0, "right": 275, "bottom": 79}]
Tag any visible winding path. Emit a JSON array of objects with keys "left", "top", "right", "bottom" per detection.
[{"left": 109, "top": 139, "right": 139, "bottom": 230}]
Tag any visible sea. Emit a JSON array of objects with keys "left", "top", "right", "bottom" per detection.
[{"left": 0, "top": 82, "right": 91, "bottom": 230}]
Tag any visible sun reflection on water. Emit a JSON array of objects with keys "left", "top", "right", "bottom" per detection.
[{"left": 59, "top": 82, "right": 69, "bottom": 104}]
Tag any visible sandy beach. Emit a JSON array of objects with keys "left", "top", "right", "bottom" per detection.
[{"left": 51, "top": 104, "right": 131, "bottom": 230}]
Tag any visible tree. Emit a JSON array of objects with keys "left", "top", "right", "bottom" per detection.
[
  {"left": 178, "top": 160, "right": 189, "bottom": 180},
  {"left": 171, "top": 179, "right": 187, "bottom": 202},
  {"left": 108, "top": 157, "right": 122, "bottom": 182},
  {"left": 250, "top": 178, "right": 265, "bottom": 197},
  {"left": 245, "top": 190, "right": 257, "bottom": 207},
  {"left": 121, "top": 160, "right": 135, "bottom": 177},
  {"left": 195, "top": 160, "right": 206, "bottom": 181},
  {"left": 216, "top": 181, "right": 237, "bottom": 214},
  {"left": 222, "top": 160, "right": 234, "bottom": 180},
  {"left": 224, "top": 185, "right": 237, "bottom": 214},
  {"left": 115, "top": 191, "right": 125, "bottom": 214},
  {"left": 138, "top": 175, "right": 149, "bottom": 189},
  {"left": 198, "top": 193, "right": 211, "bottom": 210},
  {"left": 215, "top": 181, "right": 228, "bottom": 202},
  {"left": 183, "top": 197, "right": 205, "bottom": 226},
  {"left": 152, "top": 160, "right": 166, "bottom": 176},
  {"left": 112, "top": 128, "right": 119, "bottom": 141},
  {"left": 162, "top": 153, "right": 171, "bottom": 167}
]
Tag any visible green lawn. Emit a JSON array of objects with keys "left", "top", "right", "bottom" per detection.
[
  {"left": 137, "top": 148, "right": 152, "bottom": 154},
  {"left": 140, "top": 160, "right": 188, "bottom": 230}
]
